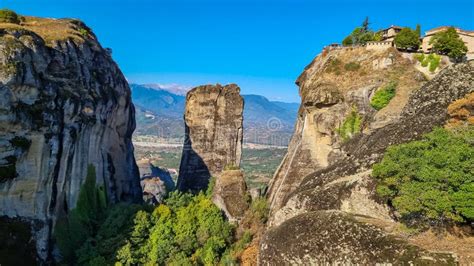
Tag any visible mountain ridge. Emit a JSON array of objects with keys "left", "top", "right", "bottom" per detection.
[{"left": 131, "top": 83, "right": 299, "bottom": 145}]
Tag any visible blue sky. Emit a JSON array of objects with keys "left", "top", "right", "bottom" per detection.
[{"left": 2, "top": 0, "right": 473, "bottom": 102}]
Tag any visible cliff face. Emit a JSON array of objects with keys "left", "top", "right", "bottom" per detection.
[
  {"left": 177, "top": 84, "right": 244, "bottom": 192},
  {"left": 260, "top": 46, "right": 474, "bottom": 264},
  {"left": 0, "top": 17, "right": 141, "bottom": 259},
  {"left": 267, "top": 47, "right": 428, "bottom": 215}
]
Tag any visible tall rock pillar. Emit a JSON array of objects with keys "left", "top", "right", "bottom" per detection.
[{"left": 177, "top": 84, "right": 244, "bottom": 192}]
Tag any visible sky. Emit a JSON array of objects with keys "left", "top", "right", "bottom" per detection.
[{"left": 2, "top": 0, "right": 473, "bottom": 102}]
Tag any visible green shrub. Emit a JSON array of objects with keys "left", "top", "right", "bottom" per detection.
[
  {"left": 417, "top": 54, "right": 441, "bottom": 72},
  {"left": 415, "top": 53, "right": 425, "bottom": 63},
  {"left": 344, "top": 62, "right": 361, "bottom": 71},
  {"left": 78, "top": 28, "right": 88, "bottom": 37},
  {"left": 224, "top": 164, "right": 239, "bottom": 171},
  {"left": 326, "top": 58, "right": 342, "bottom": 74},
  {"left": 427, "top": 54, "right": 441, "bottom": 72},
  {"left": 9, "top": 136, "right": 31, "bottom": 151},
  {"left": 0, "top": 9, "right": 20, "bottom": 24},
  {"left": 250, "top": 197, "right": 269, "bottom": 223},
  {"left": 370, "top": 81, "right": 397, "bottom": 110},
  {"left": 336, "top": 107, "right": 362, "bottom": 141},
  {"left": 373, "top": 127, "right": 474, "bottom": 226}
]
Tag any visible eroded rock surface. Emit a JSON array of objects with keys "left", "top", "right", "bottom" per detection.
[
  {"left": 260, "top": 211, "right": 456, "bottom": 265},
  {"left": 212, "top": 170, "right": 249, "bottom": 222},
  {"left": 260, "top": 46, "right": 473, "bottom": 264},
  {"left": 0, "top": 17, "right": 141, "bottom": 260},
  {"left": 177, "top": 84, "right": 244, "bottom": 192}
]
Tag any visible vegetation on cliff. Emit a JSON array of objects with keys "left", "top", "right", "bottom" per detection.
[
  {"left": 0, "top": 9, "right": 20, "bottom": 24},
  {"left": 416, "top": 53, "right": 441, "bottom": 72},
  {"left": 336, "top": 107, "right": 362, "bottom": 141},
  {"left": 373, "top": 126, "right": 474, "bottom": 226},
  {"left": 370, "top": 81, "right": 398, "bottom": 110}
]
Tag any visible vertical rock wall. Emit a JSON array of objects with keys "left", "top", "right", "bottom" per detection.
[
  {"left": 0, "top": 18, "right": 141, "bottom": 260},
  {"left": 177, "top": 84, "right": 244, "bottom": 192}
]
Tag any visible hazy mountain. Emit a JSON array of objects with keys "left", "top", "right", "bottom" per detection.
[{"left": 131, "top": 84, "right": 299, "bottom": 145}]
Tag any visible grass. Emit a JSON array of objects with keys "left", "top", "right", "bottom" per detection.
[
  {"left": 0, "top": 16, "right": 91, "bottom": 46},
  {"left": 370, "top": 81, "right": 397, "bottom": 110},
  {"left": 344, "top": 62, "right": 361, "bottom": 71},
  {"left": 336, "top": 107, "right": 362, "bottom": 141},
  {"left": 326, "top": 58, "right": 342, "bottom": 75}
]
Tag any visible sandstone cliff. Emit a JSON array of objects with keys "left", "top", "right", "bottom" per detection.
[
  {"left": 260, "top": 46, "right": 474, "bottom": 264},
  {"left": 177, "top": 84, "right": 244, "bottom": 192},
  {"left": 212, "top": 169, "right": 249, "bottom": 222},
  {"left": 0, "top": 17, "right": 141, "bottom": 260}
]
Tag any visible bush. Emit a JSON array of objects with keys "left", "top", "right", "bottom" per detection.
[
  {"left": 415, "top": 53, "right": 425, "bottom": 63},
  {"left": 344, "top": 62, "right": 361, "bottom": 71},
  {"left": 342, "top": 35, "right": 353, "bottom": 46},
  {"left": 224, "top": 164, "right": 239, "bottom": 171},
  {"left": 394, "top": 27, "right": 421, "bottom": 51},
  {"left": 370, "top": 81, "right": 397, "bottom": 110},
  {"left": 373, "top": 127, "right": 474, "bottom": 226},
  {"left": 427, "top": 54, "right": 441, "bottom": 72},
  {"left": 250, "top": 197, "right": 269, "bottom": 223},
  {"left": 430, "top": 27, "right": 468, "bottom": 61},
  {"left": 326, "top": 58, "right": 342, "bottom": 75},
  {"left": 416, "top": 54, "right": 441, "bottom": 72},
  {"left": 0, "top": 9, "right": 20, "bottom": 24},
  {"left": 336, "top": 107, "right": 362, "bottom": 141}
]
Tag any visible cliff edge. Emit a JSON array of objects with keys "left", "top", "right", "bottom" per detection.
[
  {"left": 0, "top": 16, "right": 141, "bottom": 260},
  {"left": 260, "top": 46, "right": 473, "bottom": 264}
]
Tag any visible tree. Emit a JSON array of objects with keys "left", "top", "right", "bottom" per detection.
[
  {"left": 0, "top": 9, "right": 20, "bottom": 24},
  {"left": 342, "top": 35, "right": 353, "bottom": 46},
  {"left": 394, "top": 27, "right": 421, "bottom": 51},
  {"left": 415, "top": 24, "right": 421, "bottom": 37},
  {"left": 373, "top": 127, "right": 474, "bottom": 226},
  {"left": 362, "top": 17, "right": 369, "bottom": 32},
  {"left": 430, "top": 27, "right": 468, "bottom": 61}
]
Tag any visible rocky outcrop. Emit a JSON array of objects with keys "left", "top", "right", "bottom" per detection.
[
  {"left": 212, "top": 170, "right": 249, "bottom": 222},
  {"left": 260, "top": 211, "right": 456, "bottom": 265},
  {"left": 260, "top": 45, "right": 474, "bottom": 264},
  {"left": 0, "top": 17, "right": 141, "bottom": 260},
  {"left": 267, "top": 47, "right": 427, "bottom": 215},
  {"left": 177, "top": 84, "right": 244, "bottom": 192}
]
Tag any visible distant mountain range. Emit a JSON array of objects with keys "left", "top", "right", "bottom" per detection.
[{"left": 131, "top": 84, "right": 299, "bottom": 145}]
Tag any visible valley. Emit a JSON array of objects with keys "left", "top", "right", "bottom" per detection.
[{"left": 133, "top": 135, "right": 287, "bottom": 190}]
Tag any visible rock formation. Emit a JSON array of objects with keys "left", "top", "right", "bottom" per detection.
[
  {"left": 0, "top": 17, "right": 141, "bottom": 260},
  {"left": 260, "top": 46, "right": 474, "bottom": 264},
  {"left": 212, "top": 169, "right": 249, "bottom": 222},
  {"left": 177, "top": 84, "right": 244, "bottom": 192}
]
